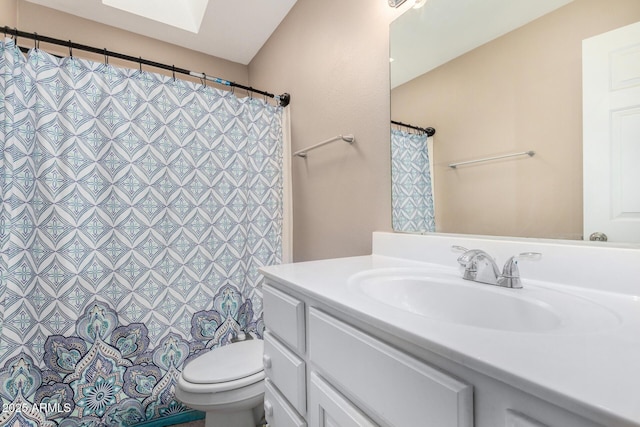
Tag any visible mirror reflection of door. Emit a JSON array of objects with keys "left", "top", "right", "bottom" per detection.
[{"left": 583, "top": 21, "right": 640, "bottom": 242}]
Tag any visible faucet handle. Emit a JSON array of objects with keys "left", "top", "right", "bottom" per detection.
[
  {"left": 498, "top": 252, "right": 542, "bottom": 289},
  {"left": 451, "top": 246, "right": 472, "bottom": 266},
  {"left": 451, "top": 246, "right": 470, "bottom": 260},
  {"left": 451, "top": 246, "right": 490, "bottom": 281},
  {"left": 451, "top": 246, "right": 478, "bottom": 264}
]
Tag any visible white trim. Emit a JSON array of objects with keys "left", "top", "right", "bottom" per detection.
[{"left": 281, "top": 107, "right": 293, "bottom": 263}]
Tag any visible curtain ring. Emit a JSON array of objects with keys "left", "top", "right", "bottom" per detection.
[
  {"left": 172, "top": 65, "right": 176, "bottom": 81},
  {"left": 104, "top": 48, "right": 109, "bottom": 65},
  {"left": 201, "top": 73, "right": 207, "bottom": 87},
  {"left": 139, "top": 56, "right": 142, "bottom": 73},
  {"left": 13, "top": 27, "right": 18, "bottom": 45},
  {"left": 34, "top": 32, "right": 39, "bottom": 50},
  {"left": 68, "top": 40, "right": 73, "bottom": 58}
]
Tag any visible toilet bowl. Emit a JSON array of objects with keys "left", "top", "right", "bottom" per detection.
[{"left": 176, "top": 339, "right": 265, "bottom": 427}]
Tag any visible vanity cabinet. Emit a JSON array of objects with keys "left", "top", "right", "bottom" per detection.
[
  {"left": 262, "top": 280, "right": 604, "bottom": 427},
  {"left": 263, "top": 282, "right": 472, "bottom": 427}
]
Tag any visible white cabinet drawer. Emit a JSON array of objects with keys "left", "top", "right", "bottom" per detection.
[
  {"left": 265, "top": 378, "right": 306, "bottom": 427},
  {"left": 309, "top": 308, "right": 473, "bottom": 427},
  {"left": 264, "top": 331, "right": 307, "bottom": 414},
  {"left": 263, "top": 283, "right": 305, "bottom": 353},
  {"left": 309, "top": 371, "right": 377, "bottom": 427}
]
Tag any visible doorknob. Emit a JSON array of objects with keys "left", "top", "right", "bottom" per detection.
[{"left": 589, "top": 232, "right": 608, "bottom": 241}]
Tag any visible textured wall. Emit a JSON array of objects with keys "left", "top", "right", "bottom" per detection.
[{"left": 249, "top": 0, "right": 407, "bottom": 261}]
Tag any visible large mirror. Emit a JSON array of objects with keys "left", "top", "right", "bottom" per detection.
[{"left": 390, "top": 0, "right": 640, "bottom": 242}]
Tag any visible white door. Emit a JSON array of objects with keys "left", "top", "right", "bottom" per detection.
[{"left": 583, "top": 21, "right": 640, "bottom": 242}]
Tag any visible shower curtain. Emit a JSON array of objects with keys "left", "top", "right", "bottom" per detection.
[
  {"left": 391, "top": 129, "right": 435, "bottom": 233},
  {"left": 0, "top": 39, "right": 286, "bottom": 426}
]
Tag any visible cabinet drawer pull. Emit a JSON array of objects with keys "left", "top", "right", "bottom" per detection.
[
  {"left": 264, "top": 400, "right": 274, "bottom": 417},
  {"left": 263, "top": 354, "right": 272, "bottom": 369}
]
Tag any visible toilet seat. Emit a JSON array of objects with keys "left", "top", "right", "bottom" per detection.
[
  {"left": 178, "top": 369, "right": 265, "bottom": 394},
  {"left": 180, "top": 339, "right": 265, "bottom": 393}
]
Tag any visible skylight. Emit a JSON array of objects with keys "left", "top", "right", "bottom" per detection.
[{"left": 102, "top": 0, "right": 209, "bottom": 33}]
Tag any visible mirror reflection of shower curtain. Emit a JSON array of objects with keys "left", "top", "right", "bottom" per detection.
[{"left": 391, "top": 129, "right": 435, "bottom": 233}]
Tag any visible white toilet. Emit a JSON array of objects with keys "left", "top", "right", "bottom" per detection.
[{"left": 176, "top": 339, "right": 265, "bottom": 427}]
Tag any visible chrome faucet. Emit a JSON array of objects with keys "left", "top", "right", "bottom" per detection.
[{"left": 453, "top": 246, "right": 541, "bottom": 289}]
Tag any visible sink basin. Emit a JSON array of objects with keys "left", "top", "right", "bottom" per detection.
[{"left": 348, "top": 268, "right": 621, "bottom": 333}]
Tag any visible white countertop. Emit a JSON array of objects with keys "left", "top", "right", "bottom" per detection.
[{"left": 260, "top": 233, "right": 640, "bottom": 427}]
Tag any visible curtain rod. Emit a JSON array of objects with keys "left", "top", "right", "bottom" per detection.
[
  {"left": 3, "top": 26, "right": 291, "bottom": 107},
  {"left": 392, "top": 120, "right": 435, "bottom": 137}
]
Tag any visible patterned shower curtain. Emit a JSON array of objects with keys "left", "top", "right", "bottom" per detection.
[
  {"left": 0, "top": 39, "right": 283, "bottom": 426},
  {"left": 391, "top": 129, "right": 435, "bottom": 233}
]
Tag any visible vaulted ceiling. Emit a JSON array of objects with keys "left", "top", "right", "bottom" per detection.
[{"left": 23, "top": 0, "right": 298, "bottom": 65}]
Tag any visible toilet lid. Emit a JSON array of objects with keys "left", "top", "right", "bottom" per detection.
[{"left": 183, "top": 339, "right": 264, "bottom": 384}]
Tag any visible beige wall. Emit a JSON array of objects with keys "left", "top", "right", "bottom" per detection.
[
  {"left": 1, "top": 0, "right": 17, "bottom": 27},
  {"left": 249, "top": 0, "right": 403, "bottom": 261},
  {"left": 8, "top": 1, "right": 247, "bottom": 85},
  {"left": 392, "top": 0, "right": 640, "bottom": 240}
]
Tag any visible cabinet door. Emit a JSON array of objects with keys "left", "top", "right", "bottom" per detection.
[
  {"left": 309, "top": 308, "right": 473, "bottom": 427},
  {"left": 309, "top": 372, "right": 377, "bottom": 427},
  {"left": 506, "top": 410, "right": 548, "bottom": 427}
]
